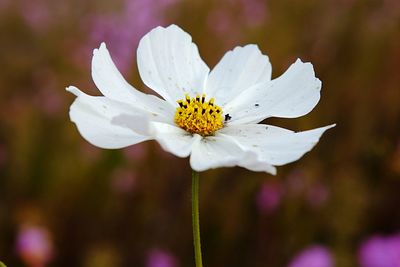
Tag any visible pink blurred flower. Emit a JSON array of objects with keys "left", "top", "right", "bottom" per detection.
[
  {"left": 146, "top": 249, "right": 178, "bottom": 267},
  {"left": 18, "top": 0, "right": 51, "bottom": 32},
  {"left": 16, "top": 226, "right": 53, "bottom": 267},
  {"left": 288, "top": 245, "right": 333, "bottom": 267},
  {"left": 86, "top": 0, "right": 179, "bottom": 73},
  {"left": 256, "top": 183, "right": 282, "bottom": 214},
  {"left": 358, "top": 234, "right": 400, "bottom": 267}
]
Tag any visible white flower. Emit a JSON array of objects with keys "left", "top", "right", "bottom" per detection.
[{"left": 67, "top": 25, "right": 335, "bottom": 175}]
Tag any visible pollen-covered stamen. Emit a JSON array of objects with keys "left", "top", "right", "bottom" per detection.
[{"left": 174, "top": 93, "right": 224, "bottom": 136}]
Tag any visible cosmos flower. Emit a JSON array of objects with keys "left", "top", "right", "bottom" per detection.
[
  {"left": 256, "top": 182, "right": 282, "bottom": 214},
  {"left": 15, "top": 226, "right": 53, "bottom": 267},
  {"left": 288, "top": 245, "right": 333, "bottom": 267},
  {"left": 146, "top": 249, "right": 178, "bottom": 267},
  {"left": 358, "top": 234, "right": 400, "bottom": 267},
  {"left": 67, "top": 25, "right": 334, "bottom": 174}
]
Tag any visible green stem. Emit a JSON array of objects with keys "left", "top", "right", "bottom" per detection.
[{"left": 192, "top": 170, "right": 203, "bottom": 267}]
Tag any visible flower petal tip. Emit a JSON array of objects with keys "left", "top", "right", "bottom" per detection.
[
  {"left": 93, "top": 42, "right": 107, "bottom": 56},
  {"left": 167, "top": 24, "right": 180, "bottom": 30},
  {"left": 66, "top": 86, "right": 80, "bottom": 96},
  {"left": 99, "top": 42, "right": 107, "bottom": 51},
  {"left": 326, "top": 123, "right": 336, "bottom": 130}
]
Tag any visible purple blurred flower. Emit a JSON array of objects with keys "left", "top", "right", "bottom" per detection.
[
  {"left": 256, "top": 183, "right": 282, "bottom": 214},
  {"left": 288, "top": 245, "right": 333, "bottom": 267},
  {"left": 146, "top": 249, "right": 178, "bottom": 267},
  {"left": 358, "top": 234, "right": 400, "bottom": 267},
  {"left": 18, "top": 0, "right": 51, "bottom": 32},
  {"left": 16, "top": 226, "right": 53, "bottom": 267},
  {"left": 86, "top": 0, "right": 179, "bottom": 74}
]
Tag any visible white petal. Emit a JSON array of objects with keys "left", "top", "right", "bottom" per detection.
[
  {"left": 220, "top": 124, "right": 335, "bottom": 166},
  {"left": 92, "top": 43, "right": 175, "bottom": 122},
  {"left": 189, "top": 133, "right": 277, "bottom": 173},
  {"left": 67, "top": 86, "right": 150, "bottom": 149},
  {"left": 189, "top": 135, "right": 246, "bottom": 172},
  {"left": 151, "top": 122, "right": 202, "bottom": 158},
  {"left": 206, "top": 45, "right": 272, "bottom": 106},
  {"left": 225, "top": 59, "right": 321, "bottom": 124},
  {"left": 237, "top": 152, "right": 277, "bottom": 175},
  {"left": 137, "top": 25, "right": 210, "bottom": 104},
  {"left": 111, "top": 114, "right": 152, "bottom": 136}
]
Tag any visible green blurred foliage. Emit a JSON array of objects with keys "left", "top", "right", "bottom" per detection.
[{"left": 0, "top": 0, "right": 400, "bottom": 266}]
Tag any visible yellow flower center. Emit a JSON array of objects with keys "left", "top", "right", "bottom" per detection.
[{"left": 174, "top": 94, "right": 224, "bottom": 136}]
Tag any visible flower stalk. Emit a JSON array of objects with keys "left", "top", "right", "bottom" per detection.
[{"left": 192, "top": 170, "right": 203, "bottom": 267}]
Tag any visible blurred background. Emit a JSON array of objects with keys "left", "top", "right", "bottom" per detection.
[{"left": 1, "top": 0, "right": 400, "bottom": 266}]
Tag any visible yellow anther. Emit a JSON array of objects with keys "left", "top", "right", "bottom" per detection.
[
  {"left": 185, "top": 94, "right": 191, "bottom": 103},
  {"left": 201, "top": 94, "right": 206, "bottom": 103},
  {"left": 174, "top": 94, "right": 224, "bottom": 136}
]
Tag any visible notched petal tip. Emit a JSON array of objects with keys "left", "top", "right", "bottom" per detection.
[
  {"left": 149, "top": 24, "right": 189, "bottom": 39},
  {"left": 294, "top": 58, "right": 316, "bottom": 75},
  {"left": 93, "top": 42, "right": 107, "bottom": 56},
  {"left": 148, "top": 24, "right": 178, "bottom": 34}
]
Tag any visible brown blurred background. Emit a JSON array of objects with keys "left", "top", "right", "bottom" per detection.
[{"left": 1, "top": 0, "right": 400, "bottom": 266}]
